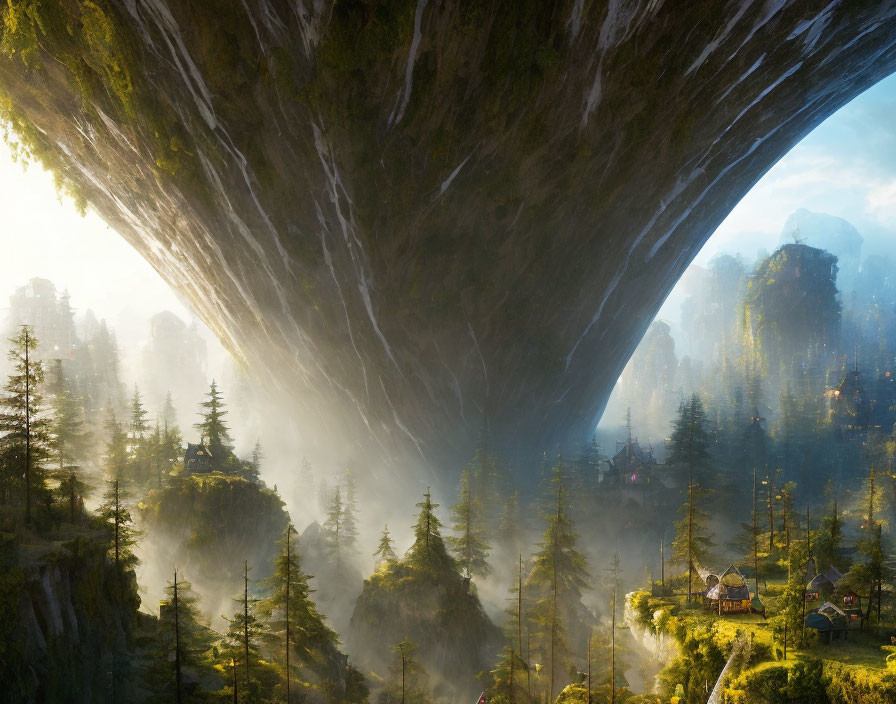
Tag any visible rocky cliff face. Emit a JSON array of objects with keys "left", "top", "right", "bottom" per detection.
[
  {"left": 2, "top": 1, "right": 896, "bottom": 472},
  {"left": 1, "top": 533, "right": 143, "bottom": 703}
]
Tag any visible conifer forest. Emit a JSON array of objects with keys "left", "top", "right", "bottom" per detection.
[{"left": 4, "top": 2, "right": 896, "bottom": 704}]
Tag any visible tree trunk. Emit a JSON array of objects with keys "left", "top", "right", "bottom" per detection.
[
  {"left": 174, "top": 569, "right": 182, "bottom": 704},
  {"left": 24, "top": 328, "right": 32, "bottom": 525},
  {"left": 244, "top": 561, "right": 250, "bottom": 684},
  {"left": 286, "top": 528, "right": 291, "bottom": 703},
  {"left": 611, "top": 582, "right": 616, "bottom": 704}
]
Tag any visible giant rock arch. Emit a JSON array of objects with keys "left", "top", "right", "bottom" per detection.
[{"left": 2, "top": 0, "right": 896, "bottom": 472}]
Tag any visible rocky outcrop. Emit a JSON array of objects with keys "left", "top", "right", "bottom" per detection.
[
  {"left": 348, "top": 559, "right": 501, "bottom": 701},
  {"left": 2, "top": 534, "right": 144, "bottom": 703},
  {"left": 298, "top": 520, "right": 364, "bottom": 635},
  {"left": 2, "top": 1, "right": 896, "bottom": 472}
]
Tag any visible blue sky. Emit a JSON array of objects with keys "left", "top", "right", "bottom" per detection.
[
  {"left": 654, "top": 72, "right": 896, "bottom": 323},
  {"left": 694, "top": 72, "right": 896, "bottom": 265}
]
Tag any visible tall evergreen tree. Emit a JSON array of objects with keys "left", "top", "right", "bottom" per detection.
[
  {"left": 448, "top": 469, "right": 491, "bottom": 578},
  {"left": 98, "top": 477, "right": 138, "bottom": 576},
  {"left": 47, "top": 360, "right": 89, "bottom": 475},
  {"left": 260, "top": 525, "right": 348, "bottom": 698},
  {"left": 671, "top": 474, "right": 714, "bottom": 606},
  {"left": 377, "top": 639, "right": 432, "bottom": 704},
  {"left": 486, "top": 555, "right": 531, "bottom": 703},
  {"left": 224, "top": 561, "right": 264, "bottom": 686},
  {"left": 668, "top": 394, "right": 712, "bottom": 488},
  {"left": 670, "top": 396, "right": 714, "bottom": 604},
  {"left": 104, "top": 413, "right": 130, "bottom": 484},
  {"left": 47, "top": 361, "right": 89, "bottom": 521},
  {"left": 341, "top": 469, "right": 360, "bottom": 553},
  {"left": 405, "top": 488, "right": 456, "bottom": 576},
  {"left": 161, "top": 391, "right": 178, "bottom": 428},
  {"left": 527, "top": 457, "right": 589, "bottom": 701},
  {"left": 130, "top": 385, "right": 149, "bottom": 440},
  {"left": 374, "top": 524, "right": 398, "bottom": 568},
  {"left": 776, "top": 538, "right": 810, "bottom": 648},
  {"left": 148, "top": 569, "right": 215, "bottom": 703},
  {"left": 814, "top": 490, "right": 844, "bottom": 573},
  {"left": 145, "top": 421, "right": 163, "bottom": 491},
  {"left": 243, "top": 439, "right": 262, "bottom": 482},
  {"left": 324, "top": 487, "right": 346, "bottom": 575},
  {"left": 194, "top": 380, "right": 232, "bottom": 469},
  {"left": 0, "top": 325, "right": 50, "bottom": 522},
  {"left": 840, "top": 464, "right": 891, "bottom": 626}
]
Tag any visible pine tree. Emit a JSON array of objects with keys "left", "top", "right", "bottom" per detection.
[
  {"left": 486, "top": 555, "right": 532, "bottom": 703},
  {"left": 670, "top": 398, "right": 715, "bottom": 605},
  {"left": 260, "top": 524, "right": 345, "bottom": 696},
  {"left": 130, "top": 385, "right": 149, "bottom": 440},
  {"left": 243, "top": 439, "right": 262, "bottom": 482},
  {"left": 776, "top": 538, "right": 809, "bottom": 650},
  {"left": 448, "top": 469, "right": 491, "bottom": 578},
  {"left": 342, "top": 469, "right": 360, "bottom": 553},
  {"left": 814, "top": 489, "right": 844, "bottom": 573},
  {"left": 486, "top": 647, "right": 530, "bottom": 704},
  {"left": 161, "top": 391, "right": 178, "bottom": 428},
  {"left": 528, "top": 456, "right": 589, "bottom": 701},
  {"left": 606, "top": 553, "right": 620, "bottom": 704},
  {"left": 104, "top": 413, "right": 130, "bottom": 484},
  {"left": 225, "top": 561, "right": 264, "bottom": 686},
  {"left": 668, "top": 394, "right": 712, "bottom": 488},
  {"left": 671, "top": 474, "right": 714, "bottom": 606},
  {"left": 47, "top": 360, "right": 89, "bottom": 475},
  {"left": 374, "top": 524, "right": 398, "bottom": 568},
  {"left": 194, "top": 380, "right": 232, "bottom": 469},
  {"left": 324, "top": 487, "right": 345, "bottom": 575},
  {"left": 839, "top": 465, "right": 891, "bottom": 626},
  {"left": 146, "top": 421, "right": 163, "bottom": 491},
  {"left": 127, "top": 386, "right": 151, "bottom": 486},
  {"left": 47, "top": 361, "right": 89, "bottom": 521},
  {"left": 776, "top": 480, "right": 797, "bottom": 575},
  {"left": 98, "top": 477, "right": 138, "bottom": 574},
  {"left": 0, "top": 325, "right": 50, "bottom": 522},
  {"left": 377, "top": 639, "right": 432, "bottom": 704},
  {"left": 150, "top": 569, "right": 215, "bottom": 702},
  {"left": 405, "top": 488, "right": 456, "bottom": 576}
]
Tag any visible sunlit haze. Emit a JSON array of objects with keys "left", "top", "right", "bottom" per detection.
[{"left": 0, "top": 140, "right": 231, "bottom": 387}]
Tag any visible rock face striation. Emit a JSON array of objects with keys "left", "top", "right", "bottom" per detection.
[{"left": 2, "top": 1, "right": 896, "bottom": 472}]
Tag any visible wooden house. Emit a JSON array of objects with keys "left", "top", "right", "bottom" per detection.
[{"left": 703, "top": 565, "right": 752, "bottom": 614}]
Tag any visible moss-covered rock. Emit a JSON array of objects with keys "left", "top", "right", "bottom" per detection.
[
  {"left": 348, "top": 559, "right": 500, "bottom": 701},
  {"left": 138, "top": 473, "right": 288, "bottom": 617},
  {"left": 0, "top": 528, "right": 145, "bottom": 703}
]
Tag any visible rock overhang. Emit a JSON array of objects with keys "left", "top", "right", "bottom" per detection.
[{"left": 1, "top": 0, "right": 896, "bottom": 475}]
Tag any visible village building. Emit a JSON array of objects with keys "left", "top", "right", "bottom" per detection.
[
  {"left": 807, "top": 566, "right": 843, "bottom": 600},
  {"left": 183, "top": 442, "right": 214, "bottom": 474},
  {"left": 700, "top": 565, "right": 752, "bottom": 614},
  {"left": 603, "top": 436, "right": 657, "bottom": 488},
  {"left": 806, "top": 602, "right": 849, "bottom": 642}
]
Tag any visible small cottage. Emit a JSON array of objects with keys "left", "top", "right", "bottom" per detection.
[
  {"left": 807, "top": 566, "right": 843, "bottom": 600},
  {"left": 184, "top": 443, "right": 214, "bottom": 474},
  {"left": 703, "top": 565, "right": 752, "bottom": 614}
]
